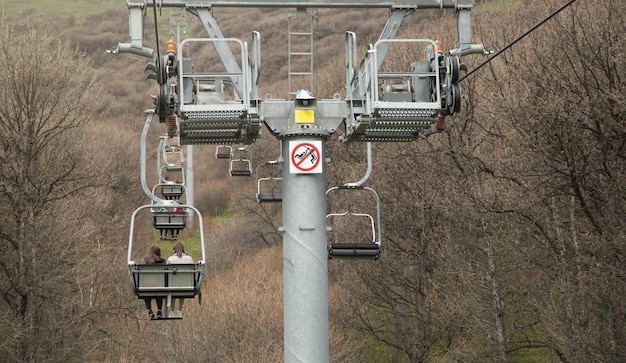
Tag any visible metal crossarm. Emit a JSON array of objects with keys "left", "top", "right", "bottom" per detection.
[
  {"left": 342, "top": 38, "right": 442, "bottom": 142},
  {"left": 177, "top": 37, "right": 261, "bottom": 145},
  {"left": 129, "top": 0, "right": 470, "bottom": 9}
]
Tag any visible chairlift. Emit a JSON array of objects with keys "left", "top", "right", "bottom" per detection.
[
  {"left": 160, "top": 182, "right": 185, "bottom": 200},
  {"left": 127, "top": 204, "right": 206, "bottom": 320},
  {"left": 164, "top": 135, "right": 181, "bottom": 150},
  {"left": 154, "top": 137, "right": 185, "bottom": 200},
  {"left": 256, "top": 160, "right": 282, "bottom": 203},
  {"left": 159, "top": 164, "right": 185, "bottom": 184},
  {"left": 162, "top": 139, "right": 184, "bottom": 168},
  {"left": 326, "top": 185, "right": 382, "bottom": 259},
  {"left": 151, "top": 182, "right": 186, "bottom": 201},
  {"left": 215, "top": 145, "right": 232, "bottom": 159},
  {"left": 158, "top": 136, "right": 185, "bottom": 182},
  {"left": 151, "top": 200, "right": 188, "bottom": 241},
  {"left": 229, "top": 147, "right": 252, "bottom": 177}
]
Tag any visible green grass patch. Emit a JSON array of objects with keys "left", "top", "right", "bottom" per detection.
[
  {"left": 150, "top": 225, "right": 204, "bottom": 262},
  {"left": 361, "top": 339, "right": 399, "bottom": 363},
  {"left": 210, "top": 201, "right": 235, "bottom": 221}
]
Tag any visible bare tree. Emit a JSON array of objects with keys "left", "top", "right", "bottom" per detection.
[
  {"left": 0, "top": 24, "right": 106, "bottom": 361},
  {"left": 477, "top": 0, "right": 626, "bottom": 361},
  {"left": 322, "top": 1, "right": 612, "bottom": 360}
]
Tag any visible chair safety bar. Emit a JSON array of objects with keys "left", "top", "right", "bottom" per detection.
[
  {"left": 215, "top": 145, "right": 233, "bottom": 159},
  {"left": 152, "top": 209, "right": 187, "bottom": 230},
  {"left": 130, "top": 263, "right": 204, "bottom": 298},
  {"left": 326, "top": 184, "right": 382, "bottom": 259},
  {"left": 256, "top": 160, "right": 282, "bottom": 203},
  {"left": 229, "top": 147, "right": 253, "bottom": 176},
  {"left": 152, "top": 183, "right": 186, "bottom": 201},
  {"left": 327, "top": 243, "right": 381, "bottom": 259}
]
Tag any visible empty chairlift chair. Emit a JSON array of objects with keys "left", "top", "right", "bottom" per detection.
[
  {"left": 163, "top": 138, "right": 184, "bottom": 169},
  {"left": 163, "top": 160, "right": 184, "bottom": 174},
  {"left": 158, "top": 137, "right": 185, "bottom": 198},
  {"left": 229, "top": 147, "right": 252, "bottom": 177},
  {"left": 256, "top": 160, "right": 282, "bottom": 203},
  {"left": 215, "top": 145, "right": 232, "bottom": 159},
  {"left": 326, "top": 185, "right": 382, "bottom": 259},
  {"left": 142, "top": 129, "right": 185, "bottom": 204},
  {"left": 127, "top": 204, "right": 207, "bottom": 320}
]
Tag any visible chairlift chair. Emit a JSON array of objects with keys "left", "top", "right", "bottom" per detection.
[
  {"left": 229, "top": 147, "right": 252, "bottom": 176},
  {"left": 151, "top": 183, "right": 186, "bottom": 201},
  {"left": 160, "top": 182, "right": 185, "bottom": 200},
  {"left": 127, "top": 204, "right": 206, "bottom": 320},
  {"left": 215, "top": 145, "right": 232, "bottom": 159},
  {"left": 151, "top": 201, "right": 188, "bottom": 240},
  {"left": 158, "top": 138, "right": 185, "bottom": 181},
  {"left": 162, "top": 140, "right": 184, "bottom": 167},
  {"left": 256, "top": 160, "right": 282, "bottom": 203},
  {"left": 159, "top": 165, "right": 185, "bottom": 184},
  {"left": 326, "top": 185, "right": 382, "bottom": 259},
  {"left": 164, "top": 135, "right": 182, "bottom": 153},
  {"left": 164, "top": 149, "right": 184, "bottom": 167}
]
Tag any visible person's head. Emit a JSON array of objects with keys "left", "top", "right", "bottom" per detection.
[
  {"left": 173, "top": 242, "right": 186, "bottom": 258},
  {"left": 145, "top": 244, "right": 162, "bottom": 264}
]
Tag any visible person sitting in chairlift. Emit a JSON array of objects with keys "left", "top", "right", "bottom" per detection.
[
  {"left": 156, "top": 207, "right": 169, "bottom": 240},
  {"left": 165, "top": 207, "right": 185, "bottom": 240},
  {"left": 141, "top": 244, "right": 166, "bottom": 320},
  {"left": 167, "top": 242, "right": 194, "bottom": 318}
]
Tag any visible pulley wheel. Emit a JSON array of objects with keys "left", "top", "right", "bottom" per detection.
[
  {"left": 447, "top": 83, "right": 461, "bottom": 115},
  {"left": 155, "top": 84, "right": 168, "bottom": 122},
  {"left": 449, "top": 56, "right": 460, "bottom": 84}
]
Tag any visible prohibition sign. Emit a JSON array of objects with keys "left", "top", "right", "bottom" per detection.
[{"left": 290, "top": 141, "right": 322, "bottom": 174}]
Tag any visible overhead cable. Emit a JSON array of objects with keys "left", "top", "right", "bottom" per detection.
[{"left": 459, "top": 0, "right": 579, "bottom": 82}]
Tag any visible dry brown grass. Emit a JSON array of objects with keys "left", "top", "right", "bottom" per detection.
[
  {"left": 112, "top": 246, "right": 283, "bottom": 362},
  {"left": 115, "top": 244, "right": 369, "bottom": 362}
]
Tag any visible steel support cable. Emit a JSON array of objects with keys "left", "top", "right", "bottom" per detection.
[
  {"left": 459, "top": 0, "right": 579, "bottom": 82},
  {"left": 152, "top": 1, "right": 162, "bottom": 77}
]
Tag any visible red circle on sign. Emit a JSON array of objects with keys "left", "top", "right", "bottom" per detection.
[{"left": 291, "top": 142, "right": 321, "bottom": 172}]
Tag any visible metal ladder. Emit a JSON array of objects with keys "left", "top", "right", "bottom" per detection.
[{"left": 288, "top": 8, "right": 315, "bottom": 99}]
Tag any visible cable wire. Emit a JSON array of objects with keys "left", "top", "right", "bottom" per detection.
[
  {"left": 152, "top": 1, "right": 161, "bottom": 76},
  {"left": 459, "top": 0, "right": 579, "bottom": 82}
]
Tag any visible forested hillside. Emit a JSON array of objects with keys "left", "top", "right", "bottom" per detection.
[{"left": 0, "top": 0, "right": 623, "bottom": 362}]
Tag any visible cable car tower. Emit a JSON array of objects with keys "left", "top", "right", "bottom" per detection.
[{"left": 112, "top": 0, "right": 486, "bottom": 361}]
